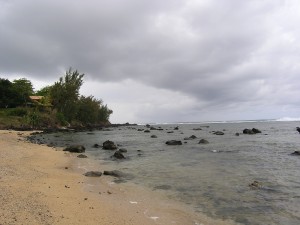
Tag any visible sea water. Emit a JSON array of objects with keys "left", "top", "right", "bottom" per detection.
[{"left": 33, "top": 121, "right": 300, "bottom": 225}]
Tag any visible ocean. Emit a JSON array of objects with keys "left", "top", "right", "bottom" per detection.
[{"left": 31, "top": 120, "right": 300, "bottom": 225}]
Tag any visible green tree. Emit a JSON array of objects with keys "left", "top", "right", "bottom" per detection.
[
  {"left": 12, "top": 78, "right": 34, "bottom": 105},
  {"left": 35, "top": 85, "right": 52, "bottom": 96},
  {"left": 76, "top": 95, "right": 102, "bottom": 124},
  {"left": 98, "top": 104, "right": 113, "bottom": 122},
  {"left": 50, "top": 68, "right": 84, "bottom": 122},
  {"left": 0, "top": 78, "right": 16, "bottom": 108}
]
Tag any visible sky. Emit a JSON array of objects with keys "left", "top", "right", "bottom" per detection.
[{"left": 1, "top": 0, "right": 300, "bottom": 124}]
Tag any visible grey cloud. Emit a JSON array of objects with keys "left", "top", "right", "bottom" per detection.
[{"left": 1, "top": 0, "right": 300, "bottom": 122}]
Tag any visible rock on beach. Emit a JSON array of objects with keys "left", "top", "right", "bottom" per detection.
[{"left": 63, "top": 145, "right": 85, "bottom": 153}]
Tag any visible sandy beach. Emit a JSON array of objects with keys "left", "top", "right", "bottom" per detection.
[{"left": 0, "top": 130, "right": 235, "bottom": 225}]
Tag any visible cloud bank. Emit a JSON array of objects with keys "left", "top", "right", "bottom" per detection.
[{"left": 1, "top": 0, "right": 300, "bottom": 123}]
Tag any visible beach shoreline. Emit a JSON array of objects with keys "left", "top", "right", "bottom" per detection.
[{"left": 0, "top": 130, "right": 235, "bottom": 225}]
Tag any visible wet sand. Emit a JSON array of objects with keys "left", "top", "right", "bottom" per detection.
[{"left": 0, "top": 130, "right": 236, "bottom": 225}]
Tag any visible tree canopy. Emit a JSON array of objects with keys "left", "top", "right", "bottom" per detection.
[{"left": 0, "top": 68, "right": 113, "bottom": 127}]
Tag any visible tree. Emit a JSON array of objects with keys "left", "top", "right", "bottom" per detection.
[
  {"left": 35, "top": 85, "right": 52, "bottom": 96},
  {"left": 12, "top": 78, "right": 34, "bottom": 105},
  {"left": 0, "top": 78, "right": 14, "bottom": 108},
  {"left": 98, "top": 104, "right": 113, "bottom": 122},
  {"left": 76, "top": 95, "right": 102, "bottom": 124},
  {"left": 50, "top": 68, "right": 84, "bottom": 122}
]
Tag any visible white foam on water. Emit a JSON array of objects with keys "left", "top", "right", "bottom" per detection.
[
  {"left": 129, "top": 201, "right": 138, "bottom": 204},
  {"left": 276, "top": 117, "right": 300, "bottom": 122}
]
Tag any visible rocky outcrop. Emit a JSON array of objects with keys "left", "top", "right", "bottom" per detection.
[
  {"left": 83, "top": 171, "right": 102, "bottom": 177},
  {"left": 63, "top": 145, "right": 85, "bottom": 153},
  {"left": 102, "top": 140, "right": 117, "bottom": 150},
  {"left": 166, "top": 140, "right": 182, "bottom": 145},
  {"left": 243, "top": 128, "right": 261, "bottom": 134}
]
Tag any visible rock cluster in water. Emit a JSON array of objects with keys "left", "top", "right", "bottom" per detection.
[{"left": 243, "top": 128, "right": 262, "bottom": 134}]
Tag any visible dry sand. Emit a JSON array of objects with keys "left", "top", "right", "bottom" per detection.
[{"left": 0, "top": 130, "right": 236, "bottom": 225}]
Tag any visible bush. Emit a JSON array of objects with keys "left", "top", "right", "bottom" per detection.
[{"left": 7, "top": 108, "right": 28, "bottom": 117}]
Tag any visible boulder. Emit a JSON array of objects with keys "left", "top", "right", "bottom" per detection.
[
  {"left": 243, "top": 128, "right": 261, "bottom": 134},
  {"left": 166, "top": 140, "right": 182, "bottom": 145},
  {"left": 77, "top": 154, "right": 88, "bottom": 158},
  {"left": 252, "top": 128, "right": 262, "bottom": 134},
  {"left": 93, "top": 143, "right": 101, "bottom": 148},
  {"left": 174, "top": 126, "right": 179, "bottom": 130},
  {"left": 103, "top": 140, "right": 117, "bottom": 150},
  {"left": 113, "top": 150, "right": 126, "bottom": 159},
  {"left": 184, "top": 135, "right": 197, "bottom": 140},
  {"left": 83, "top": 171, "right": 102, "bottom": 177},
  {"left": 63, "top": 145, "right": 85, "bottom": 153},
  {"left": 235, "top": 133, "right": 240, "bottom": 136},
  {"left": 198, "top": 139, "right": 209, "bottom": 144},
  {"left": 151, "top": 135, "right": 158, "bottom": 138},
  {"left": 144, "top": 130, "right": 150, "bottom": 133},
  {"left": 213, "top": 131, "right": 224, "bottom": 135},
  {"left": 243, "top": 129, "right": 255, "bottom": 134},
  {"left": 297, "top": 127, "right": 300, "bottom": 133},
  {"left": 291, "top": 150, "right": 300, "bottom": 156}
]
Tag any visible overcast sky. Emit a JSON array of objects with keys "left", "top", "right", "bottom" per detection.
[{"left": 1, "top": 0, "right": 300, "bottom": 123}]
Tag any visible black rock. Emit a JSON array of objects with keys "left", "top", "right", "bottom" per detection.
[
  {"left": 84, "top": 171, "right": 102, "bottom": 177},
  {"left": 166, "top": 140, "right": 182, "bottom": 145},
  {"left": 213, "top": 131, "right": 224, "bottom": 135},
  {"left": 113, "top": 150, "right": 126, "bottom": 159},
  {"left": 291, "top": 151, "right": 300, "bottom": 155},
  {"left": 198, "top": 139, "right": 209, "bottom": 144},
  {"left": 93, "top": 144, "right": 101, "bottom": 148},
  {"left": 103, "top": 140, "right": 117, "bottom": 150},
  {"left": 151, "top": 135, "right": 158, "bottom": 138},
  {"left": 174, "top": 126, "right": 179, "bottom": 130},
  {"left": 243, "top": 128, "right": 261, "bottom": 134},
  {"left": 235, "top": 133, "right": 240, "bottom": 136},
  {"left": 77, "top": 154, "right": 88, "bottom": 158},
  {"left": 63, "top": 145, "right": 85, "bottom": 153},
  {"left": 243, "top": 129, "right": 255, "bottom": 134},
  {"left": 184, "top": 135, "right": 197, "bottom": 140},
  {"left": 252, "top": 128, "right": 262, "bottom": 134},
  {"left": 297, "top": 127, "right": 300, "bottom": 133},
  {"left": 144, "top": 130, "right": 150, "bottom": 133}
]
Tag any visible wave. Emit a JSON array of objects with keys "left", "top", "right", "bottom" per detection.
[{"left": 276, "top": 117, "right": 300, "bottom": 122}]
